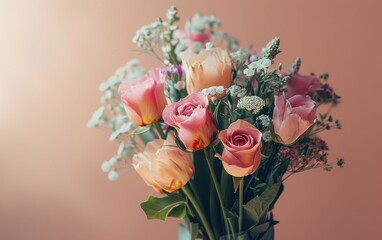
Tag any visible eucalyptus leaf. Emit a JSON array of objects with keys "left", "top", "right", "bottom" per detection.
[
  {"left": 87, "top": 106, "right": 105, "bottom": 128},
  {"left": 140, "top": 194, "right": 187, "bottom": 221}
]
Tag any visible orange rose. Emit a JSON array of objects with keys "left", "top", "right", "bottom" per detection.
[{"left": 132, "top": 134, "right": 194, "bottom": 193}]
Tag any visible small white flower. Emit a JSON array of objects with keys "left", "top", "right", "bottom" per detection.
[
  {"left": 108, "top": 170, "right": 119, "bottom": 181},
  {"left": 237, "top": 96, "right": 265, "bottom": 114},
  {"left": 101, "top": 161, "right": 111, "bottom": 173}
]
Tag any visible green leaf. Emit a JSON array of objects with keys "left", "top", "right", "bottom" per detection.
[
  {"left": 270, "top": 159, "right": 290, "bottom": 183},
  {"left": 249, "top": 222, "right": 269, "bottom": 236},
  {"left": 221, "top": 169, "right": 234, "bottom": 210},
  {"left": 140, "top": 194, "right": 187, "bottom": 221},
  {"left": 209, "top": 182, "right": 221, "bottom": 237},
  {"left": 243, "top": 182, "right": 281, "bottom": 228},
  {"left": 109, "top": 122, "right": 133, "bottom": 140},
  {"left": 168, "top": 204, "right": 187, "bottom": 219}
]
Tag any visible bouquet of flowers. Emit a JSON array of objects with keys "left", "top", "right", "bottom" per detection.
[{"left": 88, "top": 6, "right": 344, "bottom": 240}]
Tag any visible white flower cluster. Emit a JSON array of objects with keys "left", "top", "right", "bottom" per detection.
[
  {"left": 132, "top": 21, "right": 162, "bottom": 51},
  {"left": 237, "top": 96, "right": 265, "bottom": 114},
  {"left": 243, "top": 58, "right": 272, "bottom": 77},
  {"left": 202, "top": 86, "right": 225, "bottom": 95},
  {"left": 227, "top": 85, "right": 247, "bottom": 98},
  {"left": 257, "top": 114, "right": 271, "bottom": 127}
]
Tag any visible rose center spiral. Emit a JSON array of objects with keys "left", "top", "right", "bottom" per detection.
[
  {"left": 177, "top": 103, "right": 197, "bottom": 116},
  {"left": 232, "top": 134, "right": 250, "bottom": 146}
]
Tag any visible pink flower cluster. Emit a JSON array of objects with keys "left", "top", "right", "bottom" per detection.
[{"left": 277, "top": 138, "right": 329, "bottom": 171}]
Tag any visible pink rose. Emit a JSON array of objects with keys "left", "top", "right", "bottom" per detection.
[
  {"left": 162, "top": 93, "right": 217, "bottom": 152},
  {"left": 216, "top": 119, "right": 263, "bottom": 177},
  {"left": 285, "top": 73, "right": 321, "bottom": 98},
  {"left": 273, "top": 95, "right": 317, "bottom": 145},
  {"left": 132, "top": 134, "right": 194, "bottom": 193},
  {"left": 118, "top": 69, "right": 167, "bottom": 126}
]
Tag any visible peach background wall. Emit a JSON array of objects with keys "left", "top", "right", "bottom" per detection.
[{"left": 0, "top": 0, "right": 381, "bottom": 239}]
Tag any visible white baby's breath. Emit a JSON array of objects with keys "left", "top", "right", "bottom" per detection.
[
  {"left": 108, "top": 170, "right": 119, "bottom": 181},
  {"left": 101, "top": 161, "right": 111, "bottom": 173}
]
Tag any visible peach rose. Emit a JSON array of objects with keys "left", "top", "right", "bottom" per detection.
[
  {"left": 132, "top": 139, "right": 164, "bottom": 193},
  {"left": 182, "top": 48, "right": 232, "bottom": 94},
  {"left": 118, "top": 69, "right": 167, "bottom": 126},
  {"left": 162, "top": 93, "right": 217, "bottom": 152},
  {"left": 132, "top": 134, "right": 194, "bottom": 193},
  {"left": 216, "top": 119, "right": 263, "bottom": 177},
  {"left": 273, "top": 94, "right": 317, "bottom": 145}
]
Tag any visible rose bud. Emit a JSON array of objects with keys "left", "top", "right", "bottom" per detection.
[
  {"left": 216, "top": 119, "right": 263, "bottom": 177},
  {"left": 118, "top": 69, "right": 167, "bottom": 126},
  {"left": 162, "top": 93, "right": 217, "bottom": 152},
  {"left": 285, "top": 73, "right": 321, "bottom": 98},
  {"left": 182, "top": 48, "right": 232, "bottom": 94},
  {"left": 273, "top": 94, "right": 317, "bottom": 145}
]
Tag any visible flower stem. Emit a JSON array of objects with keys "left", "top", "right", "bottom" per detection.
[
  {"left": 153, "top": 122, "right": 166, "bottom": 139},
  {"left": 182, "top": 184, "right": 215, "bottom": 240},
  {"left": 238, "top": 178, "right": 244, "bottom": 233},
  {"left": 203, "top": 147, "right": 230, "bottom": 236}
]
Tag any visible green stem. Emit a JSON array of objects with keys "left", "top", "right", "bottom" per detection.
[
  {"left": 182, "top": 185, "right": 215, "bottom": 240},
  {"left": 153, "top": 122, "right": 166, "bottom": 139},
  {"left": 238, "top": 179, "right": 244, "bottom": 233},
  {"left": 203, "top": 147, "right": 230, "bottom": 236}
]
